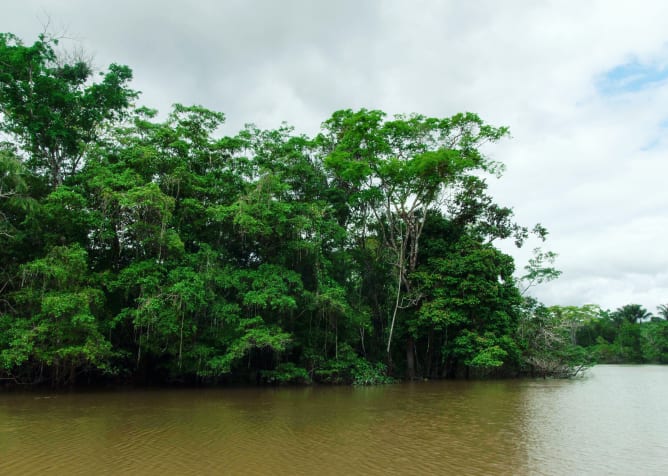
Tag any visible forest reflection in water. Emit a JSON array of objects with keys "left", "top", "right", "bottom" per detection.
[{"left": 1, "top": 365, "right": 667, "bottom": 475}]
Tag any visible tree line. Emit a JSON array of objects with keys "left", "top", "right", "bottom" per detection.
[{"left": 0, "top": 32, "right": 660, "bottom": 386}]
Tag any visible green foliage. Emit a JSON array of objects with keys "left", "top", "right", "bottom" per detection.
[
  {"left": 612, "top": 304, "right": 652, "bottom": 325},
  {"left": 351, "top": 360, "right": 394, "bottom": 386},
  {"left": 261, "top": 362, "right": 310, "bottom": 384},
  {"left": 517, "top": 301, "right": 595, "bottom": 377},
  {"left": 657, "top": 304, "right": 668, "bottom": 320},
  {"left": 0, "top": 32, "right": 137, "bottom": 187},
  {"left": 202, "top": 316, "right": 293, "bottom": 376},
  {"left": 309, "top": 344, "right": 392, "bottom": 385},
  {"left": 532, "top": 303, "right": 668, "bottom": 368},
  {"left": 0, "top": 147, "right": 30, "bottom": 237},
  {"left": 453, "top": 331, "right": 507, "bottom": 368},
  {"left": 641, "top": 320, "right": 668, "bottom": 363},
  {"left": 519, "top": 248, "right": 562, "bottom": 295},
  {"left": 1, "top": 29, "right": 609, "bottom": 386},
  {"left": 1, "top": 245, "right": 114, "bottom": 384}
]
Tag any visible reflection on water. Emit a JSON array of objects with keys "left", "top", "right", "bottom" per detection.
[
  {"left": 522, "top": 365, "right": 668, "bottom": 475},
  {"left": 1, "top": 366, "right": 666, "bottom": 475}
]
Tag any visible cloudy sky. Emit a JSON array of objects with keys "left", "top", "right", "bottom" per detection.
[{"left": 4, "top": 0, "right": 668, "bottom": 313}]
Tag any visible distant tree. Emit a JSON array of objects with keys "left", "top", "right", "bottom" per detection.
[
  {"left": 548, "top": 304, "right": 601, "bottom": 345},
  {"left": 517, "top": 299, "right": 592, "bottom": 377},
  {"left": 615, "top": 321, "right": 643, "bottom": 362},
  {"left": 641, "top": 320, "right": 668, "bottom": 363},
  {"left": 612, "top": 304, "right": 652, "bottom": 325},
  {"left": 656, "top": 304, "right": 668, "bottom": 320}
]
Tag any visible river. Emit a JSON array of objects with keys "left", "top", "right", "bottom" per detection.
[{"left": 1, "top": 365, "right": 666, "bottom": 475}]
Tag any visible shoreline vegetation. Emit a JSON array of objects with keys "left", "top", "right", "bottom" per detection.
[{"left": 1, "top": 32, "right": 667, "bottom": 388}]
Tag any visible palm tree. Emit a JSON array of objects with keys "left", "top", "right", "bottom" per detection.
[
  {"left": 656, "top": 304, "right": 668, "bottom": 320},
  {"left": 612, "top": 304, "right": 652, "bottom": 324}
]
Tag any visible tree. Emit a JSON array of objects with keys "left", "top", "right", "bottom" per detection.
[
  {"left": 615, "top": 321, "right": 643, "bottom": 362},
  {"left": 641, "top": 319, "right": 668, "bottom": 363},
  {"left": 0, "top": 146, "right": 29, "bottom": 237},
  {"left": 518, "top": 247, "right": 562, "bottom": 296},
  {"left": 612, "top": 304, "right": 652, "bottom": 325},
  {"left": 0, "top": 32, "right": 137, "bottom": 187},
  {"left": 2, "top": 29, "right": 579, "bottom": 384},
  {"left": 413, "top": 218, "right": 523, "bottom": 378},
  {"left": 517, "top": 300, "right": 593, "bottom": 377},
  {"left": 547, "top": 305, "right": 600, "bottom": 345},
  {"left": 319, "top": 109, "right": 509, "bottom": 363},
  {"left": 0, "top": 245, "right": 113, "bottom": 385}
]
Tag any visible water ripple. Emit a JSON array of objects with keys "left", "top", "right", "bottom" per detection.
[{"left": 1, "top": 367, "right": 667, "bottom": 475}]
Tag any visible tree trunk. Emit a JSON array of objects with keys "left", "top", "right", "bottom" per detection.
[
  {"left": 406, "top": 336, "right": 416, "bottom": 380},
  {"left": 425, "top": 327, "right": 434, "bottom": 378},
  {"left": 68, "top": 361, "right": 77, "bottom": 386}
]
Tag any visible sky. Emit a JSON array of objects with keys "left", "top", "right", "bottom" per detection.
[{"left": 3, "top": 0, "right": 668, "bottom": 313}]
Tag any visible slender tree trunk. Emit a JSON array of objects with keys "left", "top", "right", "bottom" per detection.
[
  {"left": 136, "top": 325, "right": 143, "bottom": 367},
  {"left": 335, "top": 315, "right": 338, "bottom": 360},
  {"left": 179, "top": 312, "right": 184, "bottom": 369},
  {"left": 359, "top": 327, "right": 366, "bottom": 358},
  {"left": 387, "top": 250, "right": 404, "bottom": 354}
]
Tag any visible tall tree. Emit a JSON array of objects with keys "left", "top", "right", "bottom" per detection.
[
  {"left": 0, "top": 32, "right": 137, "bottom": 187},
  {"left": 319, "top": 109, "right": 509, "bottom": 363},
  {"left": 413, "top": 215, "right": 523, "bottom": 378}
]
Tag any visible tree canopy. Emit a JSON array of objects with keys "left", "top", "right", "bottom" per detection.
[{"left": 2, "top": 31, "right": 658, "bottom": 387}]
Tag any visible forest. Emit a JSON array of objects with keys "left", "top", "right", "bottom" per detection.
[{"left": 1, "top": 32, "right": 666, "bottom": 387}]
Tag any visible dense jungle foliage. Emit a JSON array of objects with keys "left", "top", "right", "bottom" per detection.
[{"left": 1, "top": 33, "right": 664, "bottom": 386}]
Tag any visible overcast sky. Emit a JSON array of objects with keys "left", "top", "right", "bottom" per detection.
[{"left": 4, "top": 0, "right": 668, "bottom": 313}]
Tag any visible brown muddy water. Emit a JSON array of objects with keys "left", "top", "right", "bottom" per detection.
[{"left": 1, "top": 365, "right": 667, "bottom": 475}]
